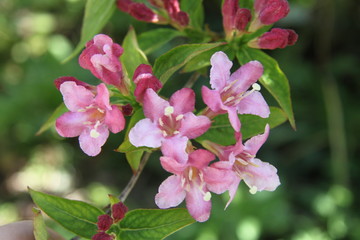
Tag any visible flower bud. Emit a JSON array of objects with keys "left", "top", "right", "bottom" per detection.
[
  {"left": 92, "top": 232, "right": 114, "bottom": 240},
  {"left": 174, "top": 11, "right": 189, "bottom": 26},
  {"left": 255, "top": 0, "right": 290, "bottom": 25},
  {"left": 248, "top": 28, "right": 298, "bottom": 49},
  {"left": 133, "top": 64, "right": 163, "bottom": 103},
  {"left": 234, "top": 8, "right": 251, "bottom": 31},
  {"left": 129, "top": 3, "right": 159, "bottom": 23},
  {"left": 112, "top": 202, "right": 128, "bottom": 223},
  {"left": 163, "top": 0, "right": 189, "bottom": 27},
  {"left": 222, "top": 0, "right": 239, "bottom": 36},
  {"left": 97, "top": 214, "right": 113, "bottom": 232},
  {"left": 121, "top": 104, "right": 133, "bottom": 116}
]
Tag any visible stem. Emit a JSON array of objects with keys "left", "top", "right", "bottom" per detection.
[{"left": 184, "top": 72, "right": 201, "bottom": 89}]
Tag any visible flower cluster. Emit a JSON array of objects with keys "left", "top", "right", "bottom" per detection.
[{"left": 223, "top": 0, "right": 298, "bottom": 49}]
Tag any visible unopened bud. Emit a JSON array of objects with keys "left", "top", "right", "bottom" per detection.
[
  {"left": 97, "top": 214, "right": 113, "bottom": 231},
  {"left": 129, "top": 3, "right": 159, "bottom": 23},
  {"left": 121, "top": 104, "right": 133, "bottom": 116},
  {"left": 92, "top": 232, "right": 114, "bottom": 240},
  {"left": 234, "top": 8, "right": 251, "bottom": 31},
  {"left": 133, "top": 64, "right": 162, "bottom": 103},
  {"left": 174, "top": 11, "right": 189, "bottom": 26},
  {"left": 112, "top": 202, "right": 128, "bottom": 223},
  {"left": 255, "top": 0, "right": 290, "bottom": 25},
  {"left": 249, "top": 28, "right": 298, "bottom": 49}
]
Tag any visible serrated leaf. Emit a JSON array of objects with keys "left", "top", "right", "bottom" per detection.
[
  {"left": 122, "top": 27, "right": 149, "bottom": 80},
  {"left": 63, "top": 0, "right": 116, "bottom": 63},
  {"left": 36, "top": 103, "right": 67, "bottom": 135},
  {"left": 33, "top": 208, "right": 48, "bottom": 240},
  {"left": 138, "top": 28, "right": 185, "bottom": 55},
  {"left": 29, "top": 188, "right": 104, "bottom": 239},
  {"left": 118, "top": 208, "right": 195, "bottom": 240},
  {"left": 236, "top": 47, "right": 295, "bottom": 128},
  {"left": 181, "top": 0, "right": 204, "bottom": 30},
  {"left": 196, "top": 107, "right": 287, "bottom": 146},
  {"left": 153, "top": 42, "right": 226, "bottom": 84}
]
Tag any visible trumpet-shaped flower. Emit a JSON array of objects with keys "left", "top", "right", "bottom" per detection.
[
  {"left": 202, "top": 51, "right": 269, "bottom": 132},
  {"left": 155, "top": 138, "right": 234, "bottom": 222},
  {"left": 129, "top": 88, "right": 211, "bottom": 149},
  {"left": 56, "top": 82, "right": 125, "bottom": 156},
  {"left": 133, "top": 64, "right": 162, "bottom": 103}
]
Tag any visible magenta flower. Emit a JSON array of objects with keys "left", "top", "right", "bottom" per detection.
[
  {"left": 249, "top": 28, "right": 298, "bottom": 49},
  {"left": 79, "top": 34, "right": 125, "bottom": 89},
  {"left": 222, "top": 0, "right": 251, "bottom": 39},
  {"left": 204, "top": 125, "right": 280, "bottom": 207},
  {"left": 129, "top": 88, "right": 211, "bottom": 149},
  {"left": 155, "top": 138, "right": 234, "bottom": 222},
  {"left": 202, "top": 51, "right": 270, "bottom": 132},
  {"left": 56, "top": 81, "right": 125, "bottom": 156},
  {"left": 133, "top": 64, "right": 163, "bottom": 103}
]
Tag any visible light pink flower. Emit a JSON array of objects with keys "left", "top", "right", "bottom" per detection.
[
  {"left": 79, "top": 34, "right": 124, "bottom": 88},
  {"left": 155, "top": 139, "right": 234, "bottom": 222},
  {"left": 204, "top": 125, "right": 280, "bottom": 207},
  {"left": 56, "top": 81, "right": 125, "bottom": 156},
  {"left": 133, "top": 64, "right": 162, "bottom": 103},
  {"left": 129, "top": 88, "right": 211, "bottom": 149},
  {"left": 202, "top": 51, "right": 269, "bottom": 132},
  {"left": 248, "top": 28, "right": 298, "bottom": 49}
]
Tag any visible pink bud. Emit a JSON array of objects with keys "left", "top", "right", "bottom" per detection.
[
  {"left": 92, "top": 232, "right": 114, "bottom": 240},
  {"left": 222, "top": 0, "right": 239, "bottom": 35},
  {"left": 129, "top": 3, "right": 159, "bottom": 22},
  {"left": 287, "top": 29, "right": 298, "bottom": 46},
  {"left": 255, "top": 0, "right": 290, "bottom": 25},
  {"left": 112, "top": 202, "right": 128, "bottom": 223},
  {"left": 251, "top": 28, "right": 298, "bottom": 49},
  {"left": 234, "top": 8, "right": 251, "bottom": 31},
  {"left": 121, "top": 103, "right": 133, "bottom": 116},
  {"left": 117, "top": 0, "right": 132, "bottom": 12},
  {"left": 133, "top": 64, "right": 163, "bottom": 103},
  {"left": 97, "top": 214, "right": 113, "bottom": 231},
  {"left": 174, "top": 11, "right": 189, "bottom": 26},
  {"left": 163, "top": 0, "right": 189, "bottom": 27}
]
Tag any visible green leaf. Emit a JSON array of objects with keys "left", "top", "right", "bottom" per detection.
[
  {"left": 29, "top": 188, "right": 104, "bottom": 239},
  {"left": 33, "top": 208, "right": 48, "bottom": 240},
  {"left": 236, "top": 47, "right": 295, "bottom": 128},
  {"left": 63, "top": 0, "right": 116, "bottom": 62},
  {"left": 196, "top": 107, "right": 287, "bottom": 146},
  {"left": 36, "top": 103, "right": 67, "bottom": 135},
  {"left": 138, "top": 28, "right": 185, "bottom": 55},
  {"left": 118, "top": 208, "right": 195, "bottom": 240},
  {"left": 181, "top": 0, "right": 204, "bottom": 30},
  {"left": 122, "top": 27, "right": 149, "bottom": 79},
  {"left": 153, "top": 42, "right": 226, "bottom": 84}
]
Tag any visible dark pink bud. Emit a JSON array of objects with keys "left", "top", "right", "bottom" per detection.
[
  {"left": 148, "top": 0, "right": 163, "bottom": 8},
  {"left": 97, "top": 214, "right": 113, "bottom": 232},
  {"left": 234, "top": 8, "right": 251, "bottom": 31},
  {"left": 117, "top": 0, "right": 133, "bottom": 12},
  {"left": 286, "top": 29, "right": 298, "bottom": 46},
  {"left": 255, "top": 28, "right": 298, "bottom": 49},
  {"left": 133, "top": 64, "right": 163, "bottom": 103},
  {"left": 121, "top": 104, "right": 133, "bottom": 116},
  {"left": 255, "top": 0, "right": 290, "bottom": 25},
  {"left": 222, "top": 0, "right": 239, "bottom": 34},
  {"left": 174, "top": 11, "right": 189, "bottom": 26},
  {"left": 129, "top": 3, "right": 159, "bottom": 22},
  {"left": 54, "top": 76, "right": 95, "bottom": 91},
  {"left": 163, "top": 0, "right": 181, "bottom": 17},
  {"left": 92, "top": 232, "right": 114, "bottom": 240},
  {"left": 112, "top": 202, "right": 128, "bottom": 223}
]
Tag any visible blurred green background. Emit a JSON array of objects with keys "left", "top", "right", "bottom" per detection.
[{"left": 0, "top": 0, "right": 359, "bottom": 239}]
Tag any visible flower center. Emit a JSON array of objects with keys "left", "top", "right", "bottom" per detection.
[
  {"left": 181, "top": 167, "right": 212, "bottom": 202},
  {"left": 80, "top": 106, "right": 106, "bottom": 138},
  {"left": 220, "top": 82, "right": 261, "bottom": 107},
  {"left": 158, "top": 106, "right": 183, "bottom": 137}
]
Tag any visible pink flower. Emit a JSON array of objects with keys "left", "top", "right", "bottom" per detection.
[
  {"left": 202, "top": 51, "right": 269, "bottom": 132},
  {"left": 249, "top": 28, "right": 298, "bottom": 49},
  {"left": 129, "top": 88, "right": 211, "bottom": 149},
  {"left": 222, "top": 0, "right": 251, "bottom": 39},
  {"left": 56, "top": 81, "right": 125, "bottom": 156},
  {"left": 204, "top": 125, "right": 280, "bottom": 207},
  {"left": 155, "top": 139, "right": 234, "bottom": 222},
  {"left": 133, "top": 64, "right": 162, "bottom": 103},
  {"left": 79, "top": 34, "right": 124, "bottom": 88}
]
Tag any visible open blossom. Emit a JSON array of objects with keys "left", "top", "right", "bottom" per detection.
[
  {"left": 249, "top": 28, "right": 298, "bottom": 49},
  {"left": 202, "top": 51, "right": 269, "bottom": 132},
  {"left": 204, "top": 125, "right": 280, "bottom": 207},
  {"left": 56, "top": 81, "right": 125, "bottom": 156},
  {"left": 155, "top": 138, "right": 234, "bottom": 222},
  {"left": 133, "top": 64, "right": 163, "bottom": 103},
  {"left": 129, "top": 88, "right": 211, "bottom": 149},
  {"left": 79, "top": 34, "right": 124, "bottom": 89}
]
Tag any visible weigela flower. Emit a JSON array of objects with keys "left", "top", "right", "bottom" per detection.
[
  {"left": 202, "top": 51, "right": 270, "bottom": 132},
  {"left": 248, "top": 28, "right": 298, "bottom": 49},
  {"left": 56, "top": 81, "right": 125, "bottom": 156},
  {"left": 133, "top": 64, "right": 163, "bottom": 103},
  {"left": 79, "top": 34, "right": 125, "bottom": 89},
  {"left": 155, "top": 138, "right": 234, "bottom": 222},
  {"left": 222, "top": 0, "right": 251, "bottom": 39},
  {"left": 204, "top": 125, "right": 280, "bottom": 207},
  {"left": 129, "top": 88, "right": 211, "bottom": 149}
]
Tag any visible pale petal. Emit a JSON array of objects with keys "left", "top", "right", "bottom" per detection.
[
  {"left": 188, "top": 149, "right": 215, "bottom": 169},
  {"left": 179, "top": 113, "right": 211, "bottom": 139},
  {"left": 129, "top": 118, "right": 163, "bottom": 148},
  {"left": 169, "top": 88, "right": 195, "bottom": 115},
  {"left": 229, "top": 61, "right": 263, "bottom": 94},
  {"left": 160, "top": 156, "right": 187, "bottom": 175},
  {"left": 161, "top": 136, "right": 188, "bottom": 164},
  {"left": 60, "top": 81, "right": 94, "bottom": 112},
  {"left": 79, "top": 125, "right": 109, "bottom": 156},
  {"left": 227, "top": 107, "right": 241, "bottom": 132},
  {"left": 244, "top": 124, "right": 270, "bottom": 156},
  {"left": 201, "top": 86, "right": 226, "bottom": 113},
  {"left": 105, "top": 105, "right": 125, "bottom": 133},
  {"left": 210, "top": 51, "right": 232, "bottom": 91},
  {"left": 55, "top": 112, "right": 88, "bottom": 137},
  {"left": 185, "top": 183, "right": 212, "bottom": 222},
  {"left": 155, "top": 175, "right": 186, "bottom": 208},
  {"left": 143, "top": 89, "right": 169, "bottom": 121},
  {"left": 237, "top": 91, "right": 270, "bottom": 118},
  {"left": 94, "top": 83, "right": 111, "bottom": 110},
  {"left": 204, "top": 161, "right": 236, "bottom": 194},
  {"left": 225, "top": 177, "right": 241, "bottom": 209}
]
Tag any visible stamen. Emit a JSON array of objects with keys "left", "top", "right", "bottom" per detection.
[
  {"left": 164, "top": 106, "right": 174, "bottom": 116},
  {"left": 83, "top": 121, "right": 92, "bottom": 125},
  {"left": 158, "top": 118, "right": 164, "bottom": 126},
  {"left": 173, "top": 130, "right": 180, "bottom": 135},
  {"left": 175, "top": 114, "right": 184, "bottom": 121},
  {"left": 249, "top": 186, "right": 258, "bottom": 194},
  {"left": 181, "top": 177, "right": 186, "bottom": 188},
  {"left": 203, "top": 192, "right": 212, "bottom": 201},
  {"left": 252, "top": 83, "right": 261, "bottom": 91},
  {"left": 77, "top": 108, "right": 86, "bottom": 112},
  {"left": 90, "top": 129, "right": 100, "bottom": 138},
  {"left": 188, "top": 168, "right": 193, "bottom": 180},
  {"left": 236, "top": 158, "right": 249, "bottom": 165},
  {"left": 221, "top": 80, "right": 237, "bottom": 93},
  {"left": 223, "top": 96, "right": 235, "bottom": 104},
  {"left": 162, "top": 130, "right": 168, "bottom": 137},
  {"left": 97, "top": 108, "right": 105, "bottom": 114}
]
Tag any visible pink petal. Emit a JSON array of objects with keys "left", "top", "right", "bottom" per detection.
[
  {"left": 237, "top": 91, "right": 270, "bottom": 118},
  {"left": 60, "top": 81, "right": 94, "bottom": 112},
  {"left": 185, "top": 183, "right": 212, "bottom": 222},
  {"left": 179, "top": 113, "right": 211, "bottom": 139},
  {"left": 55, "top": 112, "right": 88, "bottom": 137},
  {"left": 188, "top": 149, "right": 215, "bottom": 169},
  {"left": 201, "top": 86, "right": 226, "bottom": 113},
  {"left": 160, "top": 156, "right": 187, "bottom": 175},
  {"left": 225, "top": 177, "right": 241, "bottom": 208},
  {"left": 161, "top": 136, "right": 189, "bottom": 164},
  {"left": 204, "top": 161, "right": 237, "bottom": 195},
  {"left": 155, "top": 175, "right": 186, "bottom": 208},
  {"left": 79, "top": 125, "right": 109, "bottom": 156},
  {"left": 143, "top": 89, "right": 169, "bottom": 122},
  {"left": 105, "top": 105, "right": 125, "bottom": 133},
  {"left": 169, "top": 88, "right": 195, "bottom": 115},
  {"left": 244, "top": 124, "right": 270, "bottom": 156},
  {"left": 128, "top": 118, "right": 163, "bottom": 148},
  {"left": 228, "top": 61, "right": 263, "bottom": 94},
  {"left": 94, "top": 83, "right": 111, "bottom": 110},
  {"left": 227, "top": 107, "right": 241, "bottom": 132},
  {"left": 210, "top": 51, "right": 232, "bottom": 91}
]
